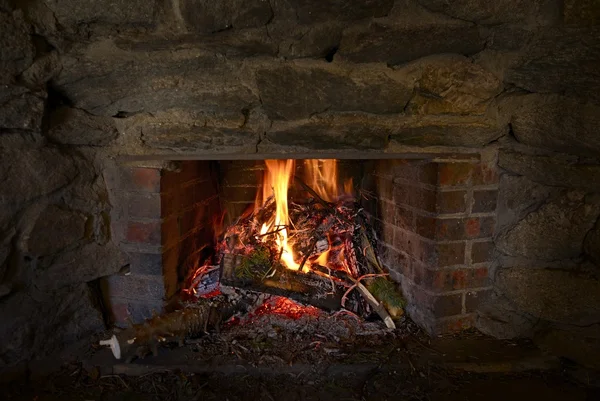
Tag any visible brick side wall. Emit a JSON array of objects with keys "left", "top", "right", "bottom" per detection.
[
  {"left": 102, "top": 161, "right": 220, "bottom": 327},
  {"left": 364, "top": 157, "right": 498, "bottom": 334}
]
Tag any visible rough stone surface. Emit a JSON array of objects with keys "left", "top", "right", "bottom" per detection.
[
  {"left": 44, "top": 0, "right": 157, "bottom": 30},
  {"left": 475, "top": 291, "right": 538, "bottom": 339},
  {"left": 263, "top": 113, "right": 506, "bottom": 152},
  {"left": 180, "top": 0, "right": 273, "bottom": 33},
  {"left": 496, "top": 267, "right": 600, "bottom": 326},
  {"left": 496, "top": 174, "right": 555, "bottom": 231},
  {"left": 585, "top": 221, "right": 600, "bottom": 265},
  {"left": 0, "top": 147, "right": 77, "bottom": 205},
  {"left": 506, "top": 27, "right": 600, "bottom": 104},
  {"left": 416, "top": 0, "right": 557, "bottom": 25},
  {"left": 388, "top": 115, "right": 506, "bottom": 148},
  {"left": 505, "top": 94, "right": 600, "bottom": 157},
  {"left": 256, "top": 64, "right": 413, "bottom": 120},
  {"left": 275, "top": 22, "right": 343, "bottom": 59},
  {"left": 142, "top": 124, "right": 259, "bottom": 153},
  {"left": 536, "top": 324, "right": 600, "bottom": 369},
  {"left": 47, "top": 107, "right": 118, "bottom": 146},
  {"left": 406, "top": 55, "right": 503, "bottom": 115},
  {"left": 0, "top": 10, "right": 34, "bottom": 82},
  {"left": 339, "top": 19, "right": 484, "bottom": 65},
  {"left": 564, "top": 0, "right": 600, "bottom": 26},
  {"left": 0, "top": 284, "right": 104, "bottom": 368},
  {"left": 54, "top": 43, "right": 256, "bottom": 117},
  {"left": 285, "top": 0, "right": 394, "bottom": 24},
  {"left": 0, "top": 88, "right": 45, "bottom": 131},
  {"left": 19, "top": 51, "right": 62, "bottom": 88},
  {"left": 27, "top": 206, "right": 87, "bottom": 256},
  {"left": 35, "top": 243, "right": 127, "bottom": 289},
  {"left": 496, "top": 191, "right": 600, "bottom": 261},
  {"left": 498, "top": 149, "right": 600, "bottom": 193}
]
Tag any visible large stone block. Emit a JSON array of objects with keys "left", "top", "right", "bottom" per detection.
[
  {"left": 498, "top": 149, "right": 600, "bottom": 192},
  {"left": 44, "top": 0, "right": 157, "bottom": 30},
  {"left": 256, "top": 63, "right": 412, "bottom": 120},
  {"left": 141, "top": 124, "right": 259, "bottom": 154},
  {"left": 404, "top": 55, "right": 503, "bottom": 116},
  {"left": 506, "top": 27, "right": 600, "bottom": 103},
  {"left": 284, "top": 0, "right": 394, "bottom": 24},
  {"left": 180, "top": 0, "right": 273, "bottom": 33},
  {"left": 563, "top": 0, "right": 600, "bottom": 26},
  {"left": 475, "top": 291, "right": 538, "bottom": 339},
  {"left": 0, "top": 284, "right": 104, "bottom": 368},
  {"left": 0, "top": 148, "right": 77, "bottom": 205},
  {"left": 388, "top": 115, "right": 506, "bottom": 148},
  {"left": 0, "top": 10, "right": 34, "bottom": 82},
  {"left": 536, "top": 323, "right": 600, "bottom": 369},
  {"left": 54, "top": 42, "right": 256, "bottom": 117},
  {"left": 496, "top": 267, "right": 600, "bottom": 326},
  {"left": 416, "top": 0, "right": 557, "bottom": 25},
  {"left": 496, "top": 175, "right": 555, "bottom": 231},
  {"left": 263, "top": 113, "right": 506, "bottom": 152},
  {"left": 47, "top": 107, "right": 118, "bottom": 146},
  {"left": 27, "top": 206, "right": 87, "bottom": 256},
  {"left": 339, "top": 18, "right": 484, "bottom": 65},
  {"left": 504, "top": 94, "right": 600, "bottom": 157},
  {"left": 35, "top": 243, "right": 127, "bottom": 289},
  {"left": 496, "top": 191, "right": 600, "bottom": 261},
  {"left": 0, "top": 87, "right": 45, "bottom": 131}
]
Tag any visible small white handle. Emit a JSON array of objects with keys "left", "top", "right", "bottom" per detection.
[{"left": 99, "top": 335, "right": 121, "bottom": 359}]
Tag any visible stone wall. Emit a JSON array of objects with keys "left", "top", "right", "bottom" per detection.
[{"left": 1, "top": 0, "right": 599, "bottom": 372}]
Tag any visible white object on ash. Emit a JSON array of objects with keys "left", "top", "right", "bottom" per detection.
[{"left": 99, "top": 335, "right": 121, "bottom": 359}]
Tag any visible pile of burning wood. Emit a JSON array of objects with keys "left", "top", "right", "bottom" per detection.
[{"left": 100, "top": 160, "right": 405, "bottom": 361}]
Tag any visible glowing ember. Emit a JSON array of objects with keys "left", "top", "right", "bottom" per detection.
[{"left": 253, "top": 296, "right": 321, "bottom": 319}]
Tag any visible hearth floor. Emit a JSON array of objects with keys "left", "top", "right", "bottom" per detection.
[{"left": 2, "top": 321, "right": 598, "bottom": 401}]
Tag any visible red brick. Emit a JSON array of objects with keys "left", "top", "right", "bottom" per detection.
[
  {"left": 471, "top": 240, "right": 494, "bottom": 264},
  {"left": 436, "top": 218, "right": 465, "bottom": 240},
  {"left": 395, "top": 205, "right": 414, "bottom": 230},
  {"left": 126, "top": 220, "right": 161, "bottom": 244},
  {"left": 465, "top": 289, "right": 492, "bottom": 312},
  {"left": 438, "top": 163, "right": 474, "bottom": 186},
  {"left": 437, "top": 190, "right": 467, "bottom": 214},
  {"left": 472, "top": 190, "right": 498, "bottom": 213},
  {"left": 418, "top": 163, "right": 438, "bottom": 184},
  {"left": 465, "top": 218, "right": 480, "bottom": 237},
  {"left": 129, "top": 252, "right": 163, "bottom": 275},
  {"left": 434, "top": 242, "right": 466, "bottom": 267},
  {"left": 416, "top": 215, "right": 436, "bottom": 239},
  {"left": 472, "top": 163, "right": 499, "bottom": 185},
  {"left": 431, "top": 293, "right": 463, "bottom": 317},
  {"left": 435, "top": 314, "right": 475, "bottom": 333},
  {"left": 425, "top": 266, "right": 489, "bottom": 292},
  {"left": 102, "top": 274, "right": 165, "bottom": 301},
  {"left": 130, "top": 167, "right": 160, "bottom": 192},
  {"left": 128, "top": 193, "right": 161, "bottom": 219}
]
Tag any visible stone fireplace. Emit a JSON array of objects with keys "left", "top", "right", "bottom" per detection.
[
  {"left": 1, "top": 0, "right": 599, "bottom": 375},
  {"left": 101, "top": 154, "right": 499, "bottom": 336}
]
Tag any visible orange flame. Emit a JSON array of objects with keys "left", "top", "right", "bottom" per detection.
[
  {"left": 260, "top": 160, "right": 300, "bottom": 270},
  {"left": 304, "top": 159, "right": 339, "bottom": 202}
]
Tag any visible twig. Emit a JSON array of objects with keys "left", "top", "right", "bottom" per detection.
[
  {"left": 340, "top": 273, "right": 394, "bottom": 329},
  {"left": 294, "top": 175, "right": 332, "bottom": 209}
]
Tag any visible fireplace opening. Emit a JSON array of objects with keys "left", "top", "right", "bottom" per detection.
[{"left": 101, "top": 155, "right": 498, "bottom": 355}]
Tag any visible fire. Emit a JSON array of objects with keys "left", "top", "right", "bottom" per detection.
[
  {"left": 304, "top": 159, "right": 339, "bottom": 202},
  {"left": 259, "top": 160, "right": 300, "bottom": 270}
]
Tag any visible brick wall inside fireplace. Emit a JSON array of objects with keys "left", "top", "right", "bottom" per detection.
[
  {"left": 362, "top": 157, "right": 498, "bottom": 334},
  {"left": 102, "top": 156, "right": 499, "bottom": 333}
]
